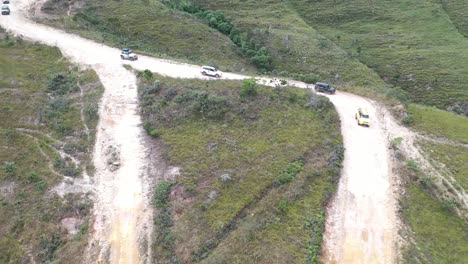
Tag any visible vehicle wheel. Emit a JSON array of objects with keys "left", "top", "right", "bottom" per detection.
[
  {"left": 120, "top": 55, "right": 125, "bottom": 60},
  {"left": 202, "top": 72, "right": 207, "bottom": 76},
  {"left": 215, "top": 74, "right": 220, "bottom": 78}
]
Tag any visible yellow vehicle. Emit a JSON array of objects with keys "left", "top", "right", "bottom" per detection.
[{"left": 356, "top": 108, "right": 370, "bottom": 126}]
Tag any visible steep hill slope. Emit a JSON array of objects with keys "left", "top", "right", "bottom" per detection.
[
  {"left": 0, "top": 30, "right": 103, "bottom": 263},
  {"left": 138, "top": 76, "right": 343, "bottom": 263},
  {"left": 286, "top": 0, "right": 468, "bottom": 114}
]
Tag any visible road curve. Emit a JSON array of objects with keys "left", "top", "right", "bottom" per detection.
[{"left": 0, "top": 1, "right": 397, "bottom": 263}]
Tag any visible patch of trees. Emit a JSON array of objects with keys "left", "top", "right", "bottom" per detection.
[{"left": 163, "top": 0, "right": 272, "bottom": 72}]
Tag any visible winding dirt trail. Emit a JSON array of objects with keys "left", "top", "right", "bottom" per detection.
[{"left": 1, "top": 1, "right": 400, "bottom": 263}]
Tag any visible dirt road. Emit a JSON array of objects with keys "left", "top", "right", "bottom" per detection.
[{"left": 0, "top": 1, "right": 398, "bottom": 263}]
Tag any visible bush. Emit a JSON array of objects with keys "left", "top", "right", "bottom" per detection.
[
  {"left": 240, "top": 78, "right": 257, "bottom": 98},
  {"left": 3, "top": 161, "right": 15, "bottom": 173},
  {"left": 278, "top": 198, "right": 288, "bottom": 214},
  {"left": 149, "top": 129, "right": 161, "bottom": 138},
  {"left": 139, "top": 69, "right": 154, "bottom": 81},
  {"left": 143, "top": 122, "right": 160, "bottom": 137},
  {"left": 403, "top": 114, "right": 414, "bottom": 126},
  {"left": 300, "top": 73, "right": 319, "bottom": 84},
  {"left": 276, "top": 160, "right": 304, "bottom": 185},
  {"left": 441, "top": 198, "right": 457, "bottom": 211},
  {"left": 47, "top": 72, "right": 77, "bottom": 96},
  {"left": 407, "top": 160, "right": 419, "bottom": 171},
  {"left": 84, "top": 103, "right": 99, "bottom": 122},
  {"left": 175, "top": 90, "right": 229, "bottom": 119},
  {"left": 390, "top": 137, "right": 403, "bottom": 150},
  {"left": 154, "top": 180, "right": 176, "bottom": 209},
  {"left": 38, "top": 233, "right": 62, "bottom": 262}
]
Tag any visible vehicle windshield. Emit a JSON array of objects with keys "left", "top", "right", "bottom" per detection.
[{"left": 361, "top": 114, "right": 369, "bottom": 119}]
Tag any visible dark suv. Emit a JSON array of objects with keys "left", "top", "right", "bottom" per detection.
[
  {"left": 314, "top": 82, "right": 336, "bottom": 94},
  {"left": 1, "top": 5, "right": 10, "bottom": 15}
]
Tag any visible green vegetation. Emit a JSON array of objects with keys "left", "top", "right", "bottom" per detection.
[
  {"left": 401, "top": 182, "right": 468, "bottom": 263},
  {"left": 0, "top": 30, "right": 103, "bottom": 262},
  {"left": 286, "top": 0, "right": 468, "bottom": 114},
  {"left": 419, "top": 140, "right": 468, "bottom": 191},
  {"left": 407, "top": 104, "right": 468, "bottom": 143},
  {"left": 40, "top": 0, "right": 255, "bottom": 73},
  {"left": 138, "top": 73, "right": 342, "bottom": 263},
  {"left": 191, "top": 0, "right": 385, "bottom": 86},
  {"left": 161, "top": 0, "right": 272, "bottom": 72},
  {"left": 392, "top": 111, "right": 468, "bottom": 263}
]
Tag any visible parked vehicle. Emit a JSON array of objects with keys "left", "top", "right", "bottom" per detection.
[
  {"left": 356, "top": 108, "right": 371, "bottom": 127},
  {"left": 1, "top": 5, "right": 10, "bottom": 15},
  {"left": 200, "top": 65, "right": 222, "bottom": 78},
  {"left": 2, "top": 0, "right": 10, "bottom": 4},
  {"left": 314, "top": 82, "right": 336, "bottom": 94},
  {"left": 120, "top": 48, "right": 138, "bottom": 61}
]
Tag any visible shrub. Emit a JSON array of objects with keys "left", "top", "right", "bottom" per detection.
[
  {"left": 276, "top": 160, "right": 304, "bottom": 185},
  {"left": 403, "top": 114, "right": 414, "bottom": 126},
  {"left": 407, "top": 160, "right": 419, "bottom": 171},
  {"left": 28, "top": 172, "right": 40, "bottom": 183},
  {"left": 3, "top": 161, "right": 15, "bottom": 173},
  {"left": 149, "top": 129, "right": 161, "bottom": 138},
  {"left": 390, "top": 137, "right": 403, "bottom": 150},
  {"left": 84, "top": 103, "right": 99, "bottom": 122},
  {"left": 278, "top": 198, "right": 287, "bottom": 214},
  {"left": 175, "top": 90, "right": 229, "bottom": 119},
  {"left": 300, "top": 73, "right": 319, "bottom": 84},
  {"left": 143, "top": 122, "right": 160, "bottom": 137},
  {"left": 140, "top": 69, "right": 154, "bottom": 81},
  {"left": 240, "top": 78, "right": 257, "bottom": 98},
  {"left": 441, "top": 198, "right": 457, "bottom": 211},
  {"left": 47, "top": 72, "right": 77, "bottom": 96},
  {"left": 154, "top": 180, "right": 176, "bottom": 209},
  {"left": 419, "top": 176, "right": 433, "bottom": 189},
  {"left": 38, "top": 233, "right": 62, "bottom": 262}
]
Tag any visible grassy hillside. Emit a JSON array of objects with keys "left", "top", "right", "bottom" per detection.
[
  {"left": 286, "top": 0, "right": 468, "bottom": 114},
  {"left": 0, "top": 30, "right": 103, "bottom": 263},
  {"left": 400, "top": 182, "right": 468, "bottom": 263},
  {"left": 407, "top": 103, "right": 468, "bottom": 143},
  {"left": 138, "top": 75, "right": 342, "bottom": 263},
  {"left": 39, "top": 0, "right": 256, "bottom": 73},
  {"left": 392, "top": 106, "right": 468, "bottom": 263},
  {"left": 188, "top": 0, "right": 385, "bottom": 86},
  {"left": 437, "top": 0, "right": 468, "bottom": 38}
]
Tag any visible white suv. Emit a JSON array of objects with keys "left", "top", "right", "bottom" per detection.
[{"left": 200, "top": 66, "right": 222, "bottom": 78}]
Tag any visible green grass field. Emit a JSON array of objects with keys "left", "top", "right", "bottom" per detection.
[
  {"left": 401, "top": 182, "right": 468, "bottom": 263},
  {"left": 0, "top": 31, "right": 103, "bottom": 263},
  {"left": 408, "top": 103, "right": 468, "bottom": 143},
  {"left": 285, "top": 0, "right": 468, "bottom": 114},
  {"left": 138, "top": 75, "right": 342, "bottom": 263}
]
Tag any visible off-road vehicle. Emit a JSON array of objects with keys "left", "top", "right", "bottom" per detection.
[
  {"left": 1, "top": 5, "right": 10, "bottom": 15},
  {"left": 356, "top": 108, "right": 371, "bottom": 127},
  {"left": 314, "top": 82, "right": 336, "bottom": 94},
  {"left": 120, "top": 48, "right": 138, "bottom": 61},
  {"left": 200, "top": 65, "right": 222, "bottom": 78}
]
